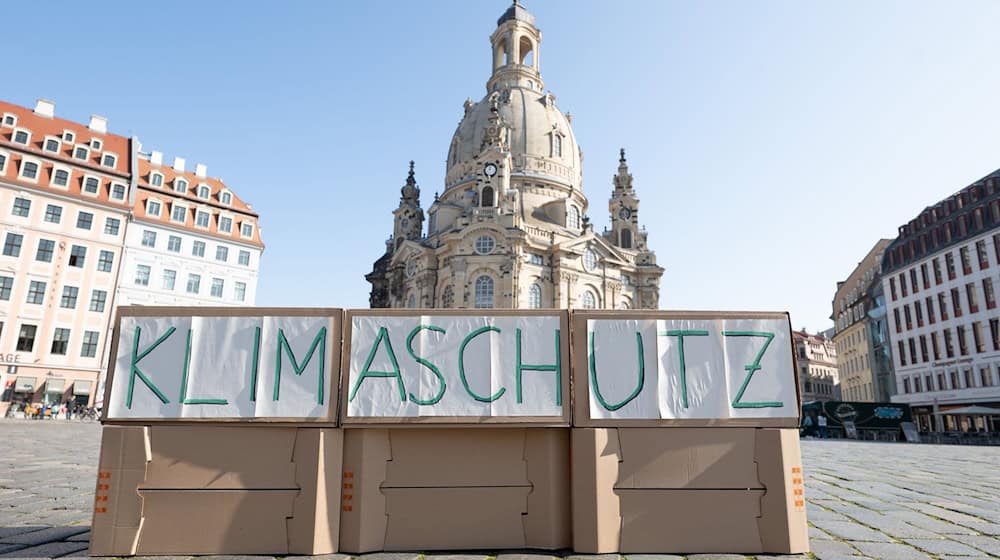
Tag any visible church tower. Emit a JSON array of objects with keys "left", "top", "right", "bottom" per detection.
[{"left": 366, "top": 2, "right": 663, "bottom": 309}]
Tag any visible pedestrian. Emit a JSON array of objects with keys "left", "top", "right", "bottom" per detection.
[
  {"left": 65, "top": 401, "right": 73, "bottom": 420},
  {"left": 818, "top": 413, "right": 828, "bottom": 439},
  {"left": 801, "top": 414, "right": 814, "bottom": 438}
]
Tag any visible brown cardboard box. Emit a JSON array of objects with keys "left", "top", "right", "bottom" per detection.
[
  {"left": 89, "top": 425, "right": 342, "bottom": 556},
  {"left": 339, "top": 427, "right": 571, "bottom": 552},
  {"left": 571, "top": 427, "right": 808, "bottom": 554}
]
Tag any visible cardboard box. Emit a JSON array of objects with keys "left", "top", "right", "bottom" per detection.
[
  {"left": 571, "top": 427, "right": 808, "bottom": 554},
  {"left": 89, "top": 425, "right": 342, "bottom": 556},
  {"left": 339, "top": 427, "right": 571, "bottom": 552}
]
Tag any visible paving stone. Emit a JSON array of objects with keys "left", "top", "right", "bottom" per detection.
[
  {"left": 849, "top": 541, "right": 934, "bottom": 560},
  {"left": 0, "top": 527, "right": 89, "bottom": 546},
  {"left": 902, "top": 538, "right": 987, "bottom": 556},
  {"left": 0, "top": 531, "right": 43, "bottom": 542},
  {"left": 809, "top": 539, "right": 859, "bottom": 557},
  {"left": 814, "top": 521, "right": 892, "bottom": 542},
  {"left": 0, "top": 541, "right": 89, "bottom": 558},
  {"left": 0, "top": 547, "right": 26, "bottom": 556},
  {"left": 61, "top": 532, "right": 88, "bottom": 544},
  {"left": 948, "top": 534, "right": 1000, "bottom": 555}
]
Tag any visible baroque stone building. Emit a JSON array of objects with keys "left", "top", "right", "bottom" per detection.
[{"left": 367, "top": 2, "right": 663, "bottom": 309}]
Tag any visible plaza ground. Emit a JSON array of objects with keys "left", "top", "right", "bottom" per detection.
[{"left": 0, "top": 420, "right": 997, "bottom": 559}]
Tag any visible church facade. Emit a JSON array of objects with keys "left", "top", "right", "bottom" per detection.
[{"left": 367, "top": 2, "right": 663, "bottom": 309}]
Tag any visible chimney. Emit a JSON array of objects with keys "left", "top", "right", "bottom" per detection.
[
  {"left": 89, "top": 115, "right": 108, "bottom": 134},
  {"left": 172, "top": 157, "right": 186, "bottom": 172},
  {"left": 151, "top": 151, "right": 163, "bottom": 166},
  {"left": 34, "top": 99, "right": 55, "bottom": 118},
  {"left": 195, "top": 163, "right": 207, "bottom": 178}
]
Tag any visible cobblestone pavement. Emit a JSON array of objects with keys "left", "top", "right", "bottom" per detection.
[{"left": 0, "top": 419, "right": 997, "bottom": 559}]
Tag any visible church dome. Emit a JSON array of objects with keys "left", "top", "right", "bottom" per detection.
[{"left": 446, "top": 88, "right": 581, "bottom": 189}]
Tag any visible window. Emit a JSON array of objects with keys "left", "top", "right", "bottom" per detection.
[
  {"left": 44, "top": 138, "right": 60, "bottom": 153},
  {"left": 0, "top": 152, "right": 5, "bottom": 172},
  {"left": 13, "top": 129, "right": 29, "bottom": 145},
  {"left": 146, "top": 200, "right": 161, "bottom": 217},
  {"left": 234, "top": 281, "right": 247, "bottom": 302},
  {"left": 583, "top": 248, "right": 598, "bottom": 271},
  {"left": 913, "top": 376, "right": 922, "bottom": 392},
  {"left": 89, "top": 290, "right": 107, "bottom": 312},
  {"left": 215, "top": 246, "right": 228, "bottom": 262},
  {"left": 553, "top": 134, "right": 562, "bottom": 157},
  {"left": 53, "top": 169, "right": 69, "bottom": 187},
  {"left": 474, "top": 235, "right": 495, "bottom": 255},
  {"left": 167, "top": 235, "right": 181, "bottom": 253},
  {"left": 529, "top": 253, "right": 544, "bottom": 266},
  {"left": 35, "top": 239, "right": 55, "bottom": 263},
  {"left": 210, "top": 278, "right": 224, "bottom": 298},
  {"left": 171, "top": 205, "right": 186, "bottom": 223},
  {"left": 174, "top": 179, "right": 188, "bottom": 194},
  {"left": 73, "top": 146, "right": 89, "bottom": 161},
  {"left": 992, "top": 319, "right": 1000, "bottom": 351},
  {"left": 1, "top": 114, "right": 15, "bottom": 126},
  {"left": 960, "top": 246, "right": 972, "bottom": 274},
  {"left": 26, "top": 281, "right": 46, "bottom": 304},
  {"left": 134, "top": 264, "right": 150, "bottom": 286},
  {"left": 914, "top": 301, "right": 924, "bottom": 327},
  {"left": 529, "top": 283, "right": 542, "bottom": 309},
  {"left": 192, "top": 241, "right": 205, "bottom": 257},
  {"left": 83, "top": 176, "right": 100, "bottom": 195},
  {"left": 951, "top": 287, "right": 963, "bottom": 317},
  {"left": 101, "top": 154, "right": 116, "bottom": 168},
  {"left": 97, "top": 250, "right": 114, "bottom": 272},
  {"left": 620, "top": 229, "right": 632, "bottom": 248},
  {"left": 104, "top": 217, "right": 120, "bottom": 235},
  {"left": 441, "top": 285, "right": 454, "bottom": 308},
  {"left": 12, "top": 197, "right": 31, "bottom": 217},
  {"left": 241, "top": 222, "right": 253, "bottom": 238},
  {"left": 926, "top": 296, "right": 936, "bottom": 324},
  {"left": 141, "top": 230, "right": 156, "bottom": 248},
  {"left": 195, "top": 211, "right": 210, "bottom": 228},
  {"left": 908, "top": 338, "right": 917, "bottom": 364},
  {"left": 951, "top": 370, "right": 961, "bottom": 389},
  {"left": 62, "top": 130, "right": 74, "bottom": 142},
  {"left": 238, "top": 250, "right": 250, "bottom": 266},
  {"left": 90, "top": 139, "right": 102, "bottom": 151},
  {"left": 938, "top": 293, "right": 949, "bottom": 320},
  {"left": 904, "top": 305, "right": 912, "bottom": 330},
  {"left": 889, "top": 278, "right": 897, "bottom": 300},
  {"left": 910, "top": 269, "right": 919, "bottom": 294},
  {"left": 983, "top": 367, "right": 996, "bottom": 387},
  {"left": 197, "top": 185, "right": 210, "bottom": 199},
  {"left": 581, "top": 290, "right": 597, "bottom": 309},
  {"left": 186, "top": 274, "right": 201, "bottom": 294},
  {"left": 75, "top": 212, "right": 93, "bottom": 230},
  {"left": 162, "top": 269, "right": 176, "bottom": 290},
  {"left": 931, "top": 332, "right": 940, "bottom": 360},
  {"left": 944, "top": 329, "right": 954, "bottom": 358},
  {"left": 567, "top": 206, "right": 581, "bottom": 230},
  {"left": 897, "top": 341, "right": 906, "bottom": 366},
  {"left": 977, "top": 240, "right": 989, "bottom": 269},
  {"left": 150, "top": 172, "right": 163, "bottom": 187},
  {"left": 985, "top": 278, "right": 996, "bottom": 310},
  {"left": 900, "top": 273, "right": 907, "bottom": 297},
  {"left": 60, "top": 286, "right": 79, "bottom": 309},
  {"left": 903, "top": 378, "right": 911, "bottom": 394},
  {"left": 973, "top": 322, "right": 985, "bottom": 353},
  {"left": 3, "top": 233, "right": 23, "bottom": 257},
  {"left": 966, "top": 283, "right": 979, "bottom": 313},
  {"left": 111, "top": 183, "right": 126, "bottom": 200},
  {"left": 474, "top": 275, "right": 494, "bottom": 308},
  {"left": 933, "top": 258, "right": 942, "bottom": 284},
  {"left": 221, "top": 191, "right": 232, "bottom": 205},
  {"left": 20, "top": 161, "right": 39, "bottom": 180},
  {"left": 219, "top": 216, "right": 233, "bottom": 233},
  {"left": 49, "top": 328, "right": 71, "bottom": 356},
  {"left": 0, "top": 276, "right": 11, "bottom": 300},
  {"left": 81, "top": 331, "right": 99, "bottom": 358},
  {"left": 17, "top": 324, "right": 37, "bottom": 352}
]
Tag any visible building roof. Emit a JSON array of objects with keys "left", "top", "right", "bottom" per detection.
[{"left": 497, "top": 1, "right": 535, "bottom": 26}]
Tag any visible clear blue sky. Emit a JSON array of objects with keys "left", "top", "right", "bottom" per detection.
[{"left": 7, "top": 1, "right": 1000, "bottom": 331}]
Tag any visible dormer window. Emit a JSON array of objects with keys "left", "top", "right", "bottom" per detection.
[
  {"left": 195, "top": 210, "right": 210, "bottom": 229},
  {"left": 0, "top": 151, "right": 8, "bottom": 173},
  {"left": 90, "top": 139, "right": 102, "bottom": 151},
  {"left": 150, "top": 172, "right": 163, "bottom": 187},
  {"left": 174, "top": 179, "right": 188, "bottom": 194},
  {"left": 1, "top": 114, "right": 15, "bottom": 127},
  {"left": 566, "top": 206, "right": 580, "bottom": 230},
  {"left": 73, "top": 146, "right": 89, "bottom": 161},
  {"left": 240, "top": 222, "right": 254, "bottom": 238},
  {"left": 52, "top": 168, "right": 70, "bottom": 187},
  {"left": 19, "top": 159, "right": 40, "bottom": 181},
  {"left": 82, "top": 176, "right": 100, "bottom": 196},
  {"left": 111, "top": 183, "right": 126, "bottom": 200},
  {"left": 13, "top": 129, "right": 30, "bottom": 145},
  {"left": 220, "top": 191, "right": 232, "bottom": 205},
  {"left": 146, "top": 199, "right": 162, "bottom": 217},
  {"left": 171, "top": 203, "right": 187, "bottom": 223},
  {"left": 197, "top": 185, "right": 210, "bottom": 199},
  {"left": 62, "top": 130, "right": 75, "bottom": 143},
  {"left": 553, "top": 134, "right": 563, "bottom": 157},
  {"left": 43, "top": 137, "right": 61, "bottom": 153},
  {"left": 101, "top": 153, "right": 117, "bottom": 168},
  {"left": 219, "top": 215, "right": 233, "bottom": 233}
]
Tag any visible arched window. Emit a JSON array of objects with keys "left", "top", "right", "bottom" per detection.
[
  {"left": 553, "top": 134, "right": 562, "bottom": 157},
  {"left": 581, "top": 290, "right": 596, "bottom": 309},
  {"left": 481, "top": 186, "right": 494, "bottom": 207},
  {"left": 529, "top": 283, "right": 542, "bottom": 309},
  {"left": 620, "top": 229, "right": 632, "bottom": 249},
  {"left": 618, "top": 299, "right": 630, "bottom": 310},
  {"left": 441, "top": 285, "right": 454, "bottom": 308},
  {"left": 519, "top": 36, "right": 534, "bottom": 66},
  {"left": 474, "top": 276, "right": 494, "bottom": 309},
  {"left": 567, "top": 206, "right": 580, "bottom": 230},
  {"left": 198, "top": 185, "right": 210, "bottom": 199},
  {"left": 406, "top": 293, "right": 416, "bottom": 308}
]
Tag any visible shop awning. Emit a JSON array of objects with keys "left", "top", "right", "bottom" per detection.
[
  {"left": 44, "top": 378, "right": 65, "bottom": 394},
  {"left": 72, "top": 380, "right": 93, "bottom": 396},
  {"left": 14, "top": 377, "right": 36, "bottom": 392},
  {"left": 940, "top": 405, "right": 1000, "bottom": 415}
]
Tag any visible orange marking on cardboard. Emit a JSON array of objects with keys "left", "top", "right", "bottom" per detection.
[
  {"left": 342, "top": 505, "right": 353, "bottom": 512},
  {"left": 343, "top": 483, "right": 353, "bottom": 489},
  {"left": 343, "top": 471, "right": 354, "bottom": 478}
]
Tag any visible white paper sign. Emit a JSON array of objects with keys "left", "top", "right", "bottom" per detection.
[
  {"left": 587, "top": 318, "right": 796, "bottom": 420},
  {"left": 107, "top": 315, "right": 334, "bottom": 419},
  {"left": 346, "top": 315, "right": 563, "bottom": 418}
]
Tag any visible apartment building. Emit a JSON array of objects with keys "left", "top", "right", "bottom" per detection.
[
  {"left": 793, "top": 329, "right": 840, "bottom": 402},
  {"left": 884, "top": 168, "right": 1000, "bottom": 431}
]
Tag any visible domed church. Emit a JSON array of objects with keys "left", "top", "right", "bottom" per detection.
[{"left": 367, "top": 1, "right": 663, "bottom": 309}]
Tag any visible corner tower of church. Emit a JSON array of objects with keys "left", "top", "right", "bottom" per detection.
[{"left": 367, "top": 1, "right": 664, "bottom": 309}]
